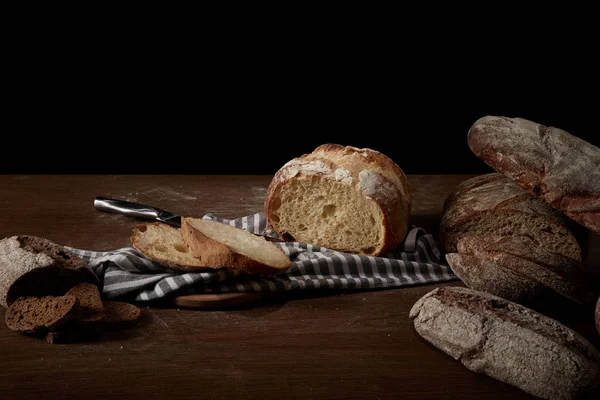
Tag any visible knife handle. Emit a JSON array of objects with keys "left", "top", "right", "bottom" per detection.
[{"left": 94, "top": 196, "right": 162, "bottom": 221}]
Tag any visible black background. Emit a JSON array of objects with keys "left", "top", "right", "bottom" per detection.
[{"left": 4, "top": 44, "right": 597, "bottom": 175}]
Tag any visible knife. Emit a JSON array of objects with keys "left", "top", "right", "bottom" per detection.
[{"left": 94, "top": 196, "right": 182, "bottom": 227}]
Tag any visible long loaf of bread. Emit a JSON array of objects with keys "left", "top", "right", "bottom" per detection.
[{"left": 410, "top": 286, "right": 600, "bottom": 400}]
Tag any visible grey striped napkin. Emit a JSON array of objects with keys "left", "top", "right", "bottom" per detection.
[{"left": 67, "top": 213, "right": 457, "bottom": 302}]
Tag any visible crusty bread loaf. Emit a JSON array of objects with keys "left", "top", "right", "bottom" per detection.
[
  {"left": 0, "top": 235, "right": 99, "bottom": 308},
  {"left": 410, "top": 286, "right": 600, "bottom": 400},
  {"left": 468, "top": 116, "right": 600, "bottom": 234},
  {"left": 5, "top": 295, "right": 78, "bottom": 334},
  {"left": 181, "top": 217, "right": 291, "bottom": 276},
  {"left": 264, "top": 144, "right": 411, "bottom": 256},
  {"left": 131, "top": 223, "right": 213, "bottom": 271},
  {"left": 446, "top": 235, "right": 595, "bottom": 307},
  {"left": 441, "top": 173, "right": 583, "bottom": 260}
]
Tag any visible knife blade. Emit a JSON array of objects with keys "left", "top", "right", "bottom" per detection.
[{"left": 94, "top": 196, "right": 182, "bottom": 227}]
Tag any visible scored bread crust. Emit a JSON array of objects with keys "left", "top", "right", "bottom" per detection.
[
  {"left": 410, "top": 286, "right": 600, "bottom": 400},
  {"left": 440, "top": 173, "right": 583, "bottom": 260},
  {"left": 468, "top": 116, "right": 600, "bottom": 234},
  {"left": 181, "top": 217, "right": 291, "bottom": 277},
  {"left": 264, "top": 144, "right": 411, "bottom": 256}
]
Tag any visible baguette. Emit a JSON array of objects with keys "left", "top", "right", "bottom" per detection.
[
  {"left": 410, "top": 286, "right": 600, "bottom": 400},
  {"left": 468, "top": 116, "right": 600, "bottom": 234}
]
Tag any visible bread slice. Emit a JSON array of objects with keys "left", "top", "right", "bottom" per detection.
[
  {"left": 103, "top": 301, "right": 140, "bottom": 331},
  {"left": 130, "top": 223, "right": 212, "bottom": 272},
  {"left": 441, "top": 174, "right": 583, "bottom": 261},
  {"left": 410, "top": 286, "right": 600, "bottom": 400},
  {"left": 5, "top": 294, "right": 78, "bottom": 334},
  {"left": 264, "top": 144, "right": 411, "bottom": 256},
  {"left": 65, "top": 283, "right": 104, "bottom": 323},
  {"left": 0, "top": 235, "right": 99, "bottom": 308},
  {"left": 181, "top": 217, "right": 291, "bottom": 276}
]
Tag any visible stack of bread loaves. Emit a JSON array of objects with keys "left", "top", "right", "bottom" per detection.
[{"left": 412, "top": 116, "right": 600, "bottom": 399}]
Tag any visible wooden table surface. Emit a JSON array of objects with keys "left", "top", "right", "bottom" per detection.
[{"left": 0, "top": 175, "right": 598, "bottom": 400}]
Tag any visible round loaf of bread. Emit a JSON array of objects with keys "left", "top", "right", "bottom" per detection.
[
  {"left": 0, "top": 235, "right": 99, "bottom": 308},
  {"left": 264, "top": 144, "right": 411, "bottom": 256}
]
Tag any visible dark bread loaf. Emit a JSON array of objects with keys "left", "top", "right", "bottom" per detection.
[
  {"left": 446, "top": 235, "right": 595, "bottom": 308},
  {"left": 441, "top": 173, "right": 583, "bottom": 260},
  {"left": 410, "top": 286, "right": 600, "bottom": 400},
  {"left": 468, "top": 116, "right": 600, "bottom": 234},
  {"left": 5, "top": 295, "right": 78, "bottom": 334},
  {"left": 0, "top": 235, "right": 99, "bottom": 308}
]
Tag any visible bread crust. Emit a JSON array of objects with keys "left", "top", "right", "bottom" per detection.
[
  {"left": 0, "top": 236, "right": 99, "bottom": 308},
  {"left": 440, "top": 173, "right": 583, "bottom": 259},
  {"left": 446, "top": 235, "right": 595, "bottom": 307},
  {"left": 264, "top": 144, "right": 411, "bottom": 256},
  {"left": 468, "top": 116, "right": 600, "bottom": 234},
  {"left": 410, "top": 286, "right": 600, "bottom": 400}
]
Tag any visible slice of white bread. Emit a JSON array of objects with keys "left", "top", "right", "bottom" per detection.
[
  {"left": 131, "top": 223, "right": 212, "bottom": 272},
  {"left": 181, "top": 217, "right": 291, "bottom": 276}
]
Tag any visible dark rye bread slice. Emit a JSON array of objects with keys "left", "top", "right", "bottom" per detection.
[
  {"left": 468, "top": 116, "right": 600, "bottom": 234},
  {"left": 440, "top": 173, "right": 584, "bottom": 260},
  {"left": 5, "top": 295, "right": 78, "bottom": 334},
  {"left": 410, "top": 286, "right": 600, "bottom": 400},
  {"left": 65, "top": 283, "right": 104, "bottom": 323},
  {"left": 446, "top": 235, "right": 595, "bottom": 307},
  {"left": 103, "top": 301, "right": 141, "bottom": 331},
  {"left": 0, "top": 235, "right": 99, "bottom": 308}
]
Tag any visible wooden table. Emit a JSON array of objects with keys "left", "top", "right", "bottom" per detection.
[{"left": 1, "top": 175, "right": 598, "bottom": 400}]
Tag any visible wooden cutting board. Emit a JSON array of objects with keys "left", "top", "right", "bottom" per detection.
[{"left": 172, "top": 292, "right": 274, "bottom": 309}]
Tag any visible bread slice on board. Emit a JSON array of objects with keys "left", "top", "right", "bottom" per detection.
[
  {"left": 131, "top": 223, "right": 213, "bottom": 272},
  {"left": 441, "top": 173, "right": 584, "bottom": 260},
  {"left": 5, "top": 294, "right": 78, "bottom": 334},
  {"left": 468, "top": 116, "right": 600, "bottom": 234},
  {"left": 0, "top": 235, "right": 99, "bottom": 308},
  {"left": 410, "top": 286, "right": 600, "bottom": 400},
  {"left": 181, "top": 217, "right": 291, "bottom": 277},
  {"left": 264, "top": 144, "right": 411, "bottom": 256}
]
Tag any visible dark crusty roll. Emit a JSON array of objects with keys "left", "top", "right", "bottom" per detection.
[
  {"left": 410, "top": 286, "right": 600, "bottom": 400},
  {"left": 596, "top": 297, "right": 600, "bottom": 336},
  {"left": 468, "top": 116, "right": 600, "bottom": 234}
]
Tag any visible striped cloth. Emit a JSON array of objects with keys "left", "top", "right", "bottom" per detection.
[{"left": 67, "top": 213, "right": 457, "bottom": 302}]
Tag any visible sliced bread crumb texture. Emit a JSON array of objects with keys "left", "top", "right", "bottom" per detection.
[
  {"left": 264, "top": 144, "right": 411, "bottom": 256},
  {"left": 66, "top": 283, "right": 104, "bottom": 323},
  {"left": 5, "top": 294, "right": 78, "bottom": 334},
  {"left": 182, "top": 217, "right": 291, "bottom": 276},
  {"left": 103, "top": 301, "right": 141, "bottom": 331},
  {"left": 130, "top": 223, "right": 213, "bottom": 271}
]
